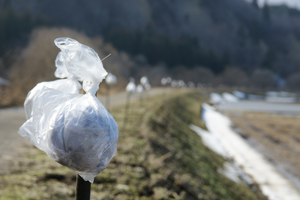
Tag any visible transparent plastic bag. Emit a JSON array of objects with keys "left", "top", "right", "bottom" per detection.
[
  {"left": 136, "top": 84, "right": 143, "bottom": 93},
  {"left": 126, "top": 77, "right": 136, "bottom": 93},
  {"left": 24, "top": 79, "right": 81, "bottom": 119},
  {"left": 48, "top": 93, "right": 118, "bottom": 181},
  {"left": 105, "top": 73, "right": 117, "bottom": 85},
  {"left": 20, "top": 87, "right": 118, "bottom": 182},
  {"left": 19, "top": 37, "right": 119, "bottom": 183},
  {"left": 54, "top": 37, "right": 107, "bottom": 90},
  {"left": 20, "top": 87, "right": 79, "bottom": 150},
  {"left": 24, "top": 39, "right": 83, "bottom": 120},
  {"left": 140, "top": 76, "right": 149, "bottom": 86}
]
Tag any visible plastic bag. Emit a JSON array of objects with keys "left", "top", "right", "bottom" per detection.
[
  {"left": 126, "top": 77, "right": 136, "bottom": 93},
  {"left": 24, "top": 39, "right": 83, "bottom": 119},
  {"left": 171, "top": 80, "right": 178, "bottom": 87},
  {"left": 19, "top": 37, "right": 119, "bottom": 183},
  {"left": 20, "top": 87, "right": 79, "bottom": 150},
  {"left": 105, "top": 73, "right": 117, "bottom": 85},
  {"left": 136, "top": 84, "right": 143, "bottom": 93},
  {"left": 24, "top": 79, "right": 81, "bottom": 119},
  {"left": 144, "top": 83, "right": 151, "bottom": 90},
  {"left": 140, "top": 76, "right": 149, "bottom": 86},
  {"left": 54, "top": 37, "right": 107, "bottom": 93},
  {"left": 48, "top": 93, "right": 118, "bottom": 181},
  {"left": 166, "top": 77, "right": 172, "bottom": 84},
  {"left": 161, "top": 78, "right": 168, "bottom": 86}
]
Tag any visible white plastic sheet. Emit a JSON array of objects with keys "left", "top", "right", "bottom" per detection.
[
  {"left": 161, "top": 78, "right": 168, "bottom": 86},
  {"left": 210, "top": 93, "right": 223, "bottom": 104},
  {"left": 140, "top": 76, "right": 149, "bottom": 86},
  {"left": 178, "top": 80, "right": 185, "bottom": 88},
  {"left": 126, "top": 78, "right": 136, "bottom": 93},
  {"left": 171, "top": 80, "right": 178, "bottom": 88},
  {"left": 105, "top": 73, "right": 117, "bottom": 85},
  {"left": 136, "top": 84, "right": 144, "bottom": 93},
  {"left": 19, "top": 37, "right": 118, "bottom": 183},
  {"left": 222, "top": 92, "right": 239, "bottom": 103},
  {"left": 188, "top": 82, "right": 195, "bottom": 88},
  {"left": 166, "top": 77, "right": 172, "bottom": 84},
  {"left": 144, "top": 83, "right": 151, "bottom": 90}
]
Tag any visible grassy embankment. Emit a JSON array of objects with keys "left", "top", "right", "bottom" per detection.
[{"left": 0, "top": 91, "right": 266, "bottom": 199}]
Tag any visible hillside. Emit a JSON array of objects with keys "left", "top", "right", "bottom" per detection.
[
  {"left": 2, "top": 0, "right": 300, "bottom": 79},
  {"left": 0, "top": 92, "right": 267, "bottom": 199},
  {"left": 0, "top": 27, "right": 174, "bottom": 107}
]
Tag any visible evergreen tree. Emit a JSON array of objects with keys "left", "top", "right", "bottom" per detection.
[
  {"left": 262, "top": 3, "right": 271, "bottom": 22},
  {"left": 252, "top": 0, "right": 259, "bottom": 9}
]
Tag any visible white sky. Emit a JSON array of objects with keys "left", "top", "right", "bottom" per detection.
[{"left": 247, "top": 0, "right": 300, "bottom": 9}]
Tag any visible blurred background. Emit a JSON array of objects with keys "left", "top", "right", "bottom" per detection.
[
  {"left": 2, "top": 0, "right": 300, "bottom": 199},
  {"left": 1, "top": 0, "right": 300, "bottom": 106}
]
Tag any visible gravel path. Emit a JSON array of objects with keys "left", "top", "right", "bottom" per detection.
[{"left": 0, "top": 88, "right": 166, "bottom": 174}]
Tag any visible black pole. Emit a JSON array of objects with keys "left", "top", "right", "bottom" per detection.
[
  {"left": 75, "top": 92, "right": 95, "bottom": 200},
  {"left": 123, "top": 92, "right": 131, "bottom": 130},
  {"left": 75, "top": 174, "right": 91, "bottom": 200}
]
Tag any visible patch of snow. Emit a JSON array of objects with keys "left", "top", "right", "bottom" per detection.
[
  {"left": 233, "top": 91, "right": 246, "bottom": 99},
  {"left": 210, "top": 93, "right": 223, "bottom": 104},
  {"left": 190, "top": 123, "right": 254, "bottom": 185},
  {"left": 217, "top": 162, "right": 241, "bottom": 183},
  {"left": 199, "top": 103, "right": 300, "bottom": 200},
  {"left": 222, "top": 93, "right": 239, "bottom": 102},
  {"left": 190, "top": 124, "right": 228, "bottom": 158}
]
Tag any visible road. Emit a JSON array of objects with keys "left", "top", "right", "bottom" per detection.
[
  {"left": 218, "top": 100, "right": 300, "bottom": 116},
  {"left": 0, "top": 87, "right": 167, "bottom": 174}
]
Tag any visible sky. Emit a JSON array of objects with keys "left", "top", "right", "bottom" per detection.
[{"left": 247, "top": 0, "right": 300, "bottom": 9}]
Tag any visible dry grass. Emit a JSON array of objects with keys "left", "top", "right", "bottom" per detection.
[
  {"left": 227, "top": 111, "right": 300, "bottom": 180},
  {"left": 0, "top": 92, "right": 266, "bottom": 199}
]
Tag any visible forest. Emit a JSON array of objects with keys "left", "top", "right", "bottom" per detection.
[{"left": 1, "top": 0, "right": 300, "bottom": 92}]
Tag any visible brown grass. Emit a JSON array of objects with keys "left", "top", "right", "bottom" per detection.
[
  {"left": 0, "top": 92, "right": 266, "bottom": 199},
  {"left": 227, "top": 111, "right": 300, "bottom": 179}
]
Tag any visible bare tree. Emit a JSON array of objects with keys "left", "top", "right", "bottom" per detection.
[
  {"left": 219, "top": 67, "right": 249, "bottom": 87},
  {"left": 250, "top": 69, "right": 276, "bottom": 89}
]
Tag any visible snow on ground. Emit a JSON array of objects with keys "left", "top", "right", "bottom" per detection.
[
  {"left": 222, "top": 93, "right": 239, "bottom": 102},
  {"left": 190, "top": 124, "right": 253, "bottom": 185},
  {"left": 192, "top": 103, "right": 300, "bottom": 200},
  {"left": 210, "top": 93, "right": 223, "bottom": 104},
  {"left": 189, "top": 123, "right": 228, "bottom": 158}
]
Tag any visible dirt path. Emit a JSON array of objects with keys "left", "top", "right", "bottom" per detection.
[{"left": 0, "top": 87, "right": 167, "bottom": 174}]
